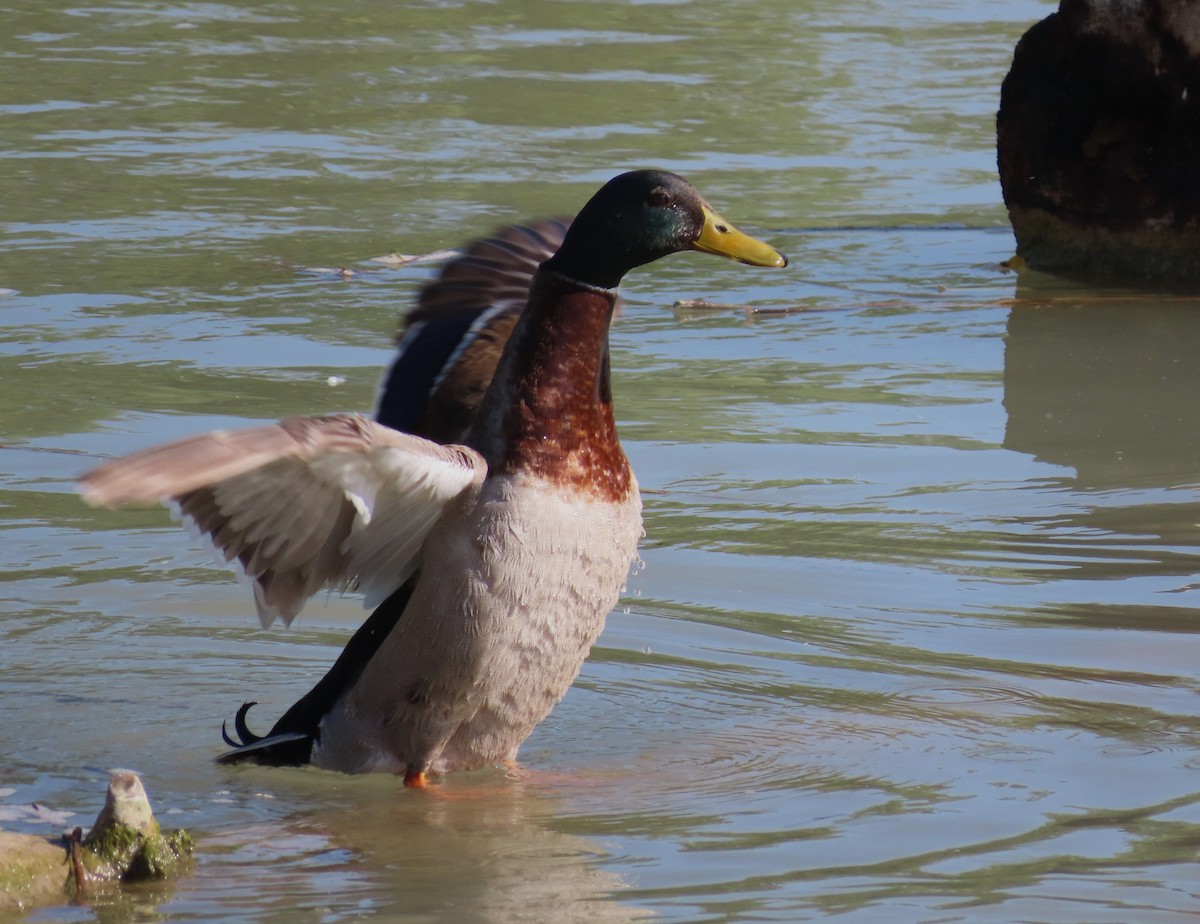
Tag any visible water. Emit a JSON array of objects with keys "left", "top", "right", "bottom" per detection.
[{"left": 5, "top": 0, "right": 1200, "bottom": 920}]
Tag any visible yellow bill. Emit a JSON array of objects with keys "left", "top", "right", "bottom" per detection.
[{"left": 692, "top": 205, "right": 788, "bottom": 268}]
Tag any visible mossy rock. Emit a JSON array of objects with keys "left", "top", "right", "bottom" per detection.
[
  {"left": 0, "top": 832, "right": 68, "bottom": 914},
  {"left": 0, "top": 771, "right": 194, "bottom": 915},
  {"left": 80, "top": 817, "right": 194, "bottom": 884},
  {"left": 76, "top": 771, "right": 193, "bottom": 885}
]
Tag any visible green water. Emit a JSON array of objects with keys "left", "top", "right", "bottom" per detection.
[{"left": 6, "top": 0, "right": 1200, "bottom": 921}]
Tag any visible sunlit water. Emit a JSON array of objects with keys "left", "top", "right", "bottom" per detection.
[{"left": 5, "top": 1, "right": 1200, "bottom": 921}]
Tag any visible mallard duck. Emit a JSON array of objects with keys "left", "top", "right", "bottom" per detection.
[{"left": 80, "top": 170, "right": 787, "bottom": 784}]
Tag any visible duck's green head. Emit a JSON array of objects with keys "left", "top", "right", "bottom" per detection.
[{"left": 544, "top": 170, "right": 788, "bottom": 290}]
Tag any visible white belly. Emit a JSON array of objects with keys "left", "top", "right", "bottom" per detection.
[{"left": 313, "top": 472, "right": 643, "bottom": 774}]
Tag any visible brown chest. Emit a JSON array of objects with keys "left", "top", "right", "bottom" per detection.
[{"left": 471, "top": 275, "right": 634, "bottom": 503}]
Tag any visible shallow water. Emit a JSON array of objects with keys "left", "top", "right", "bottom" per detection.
[{"left": 5, "top": 0, "right": 1200, "bottom": 921}]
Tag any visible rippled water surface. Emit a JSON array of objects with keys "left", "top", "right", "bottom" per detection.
[{"left": 6, "top": 1, "right": 1200, "bottom": 921}]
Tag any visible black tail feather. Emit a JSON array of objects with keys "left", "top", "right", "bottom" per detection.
[
  {"left": 216, "top": 577, "right": 418, "bottom": 769},
  {"left": 218, "top": 699, "right": 314, "bottom": 767},
  {"left": 216, "top": 730, "right": 313, "bottom": 767},
  {"left": 222, "top": 701, "right": 262, "bottom": 747}
]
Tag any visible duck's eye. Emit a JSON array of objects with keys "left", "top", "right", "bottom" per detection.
[{"left": 647, "top": 187, "right": 671, "bottom": 208}]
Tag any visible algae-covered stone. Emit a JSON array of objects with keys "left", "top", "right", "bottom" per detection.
[
  {"left": 78, "top": 770, "right": 193, "bottom": 884},
  {"left": 0, "top": 771, "right": 194, "bottom": 914},
  {"left": 0, "top": 831, "right": 67, "bottom": 914}
]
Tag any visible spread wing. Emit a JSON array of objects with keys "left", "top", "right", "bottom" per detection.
[{"left": 79, "top": 414, "right": 485, "bottom": 627}]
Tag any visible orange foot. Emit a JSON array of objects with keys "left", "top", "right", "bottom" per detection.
[
  {"left": 407, "top": 770, "right": 488, "bottom": 802},
  {"left": 403, "top": 768, "right": 429, "bottom": 788}
]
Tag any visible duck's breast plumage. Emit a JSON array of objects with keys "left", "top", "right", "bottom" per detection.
[{"left": 313, "top": 470, "right": 643, "bottom": 774}]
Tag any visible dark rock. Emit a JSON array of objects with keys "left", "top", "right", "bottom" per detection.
[{"left": 998, "top": 0, "right": 1200, "bottom": 281}]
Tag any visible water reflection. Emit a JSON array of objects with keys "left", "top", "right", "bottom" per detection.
[
  {"left": 179, "top": 772, "right": 645, "bottom": 923},
  {"left": 1001, "top": 283, "right": 1200, "bottom": 587},
  {"left": 1004, "top": 289, "right": 1200, "bottom": 488}
]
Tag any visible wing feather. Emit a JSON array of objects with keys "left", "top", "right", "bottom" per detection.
[{"left": 80, "top": 414, "right": 485, "bottom": 626}]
